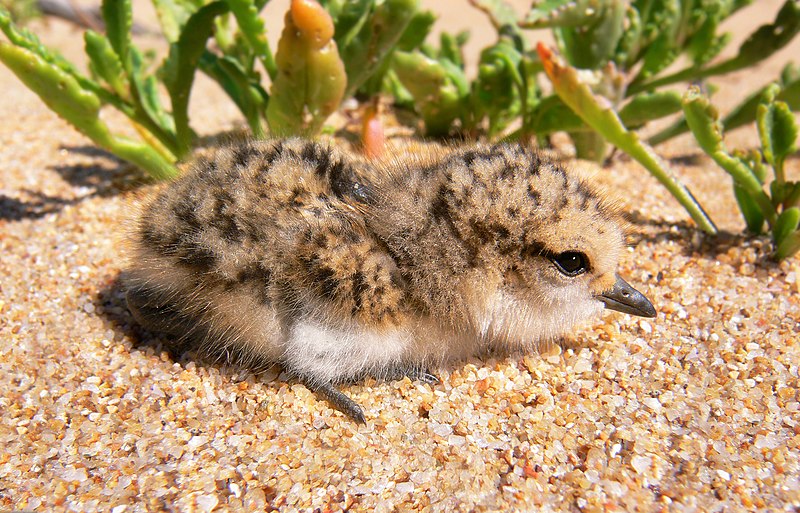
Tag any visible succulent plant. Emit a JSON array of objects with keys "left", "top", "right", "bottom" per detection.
[
  {"left": 0, "top": 0, "right": 423, "bottom": 178},
  {"left": 519, "top": 0, "right": 800, "bottom": 159},
  {"left": 266, "top": 0, "right": 346, "bottom": 137},
  {"left": 684, "top": 84, "right": 800, "bottom": 259},
  {"left": 0, "top": 2, "right": 179, "bottom": 178}
]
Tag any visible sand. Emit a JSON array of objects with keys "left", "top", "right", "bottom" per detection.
[{"left": 1, "top": 1, "right": 799, "bottom": 511}]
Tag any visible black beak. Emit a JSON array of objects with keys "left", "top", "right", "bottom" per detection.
[{"left": 597, "top": 274, "right": 656, "bottom": 318}]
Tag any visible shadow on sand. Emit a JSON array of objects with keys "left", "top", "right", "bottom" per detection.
[
  {"left": 624, "top": 210, "right": 779, "bottom": 271},
  {"left": 0, "top": 145, "right": 149, "bottom": 222}
]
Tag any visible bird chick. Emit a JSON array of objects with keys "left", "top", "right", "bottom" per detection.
[{"left": 125, "top": 138, "right": 655, "bottom": 422}]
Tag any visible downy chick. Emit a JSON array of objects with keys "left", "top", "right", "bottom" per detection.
[{"left": 125, "top": 139, "right": 655, "bottom": 422}]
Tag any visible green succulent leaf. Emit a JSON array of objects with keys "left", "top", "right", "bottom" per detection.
[
  {"left": 151, "top": 0, "right": 201, "bottom": 42},
  {"left": 618, "top": 90, "right": 682, "bottom": 127},
  {"left": 680, "top": 84, "right": 800, "bottom": 258},
  {"left": 627, "top": 0, "right": 790, "bottom": 94},
  {"left": 637, "top": 31, "right": 681, "bottom": 82},
  {"left": 379, "top": 68, "right": 414, "bottom": 106},
  {"left": 0, "top": 7, "right": 102, "bottom": 94},
  {"left": 781, "top": 61, "right": 800, "bottom": 84},
  {"left": 733, "top": 184, "right": 766, "bottom": 234},
  {"left": 396, "top": 9, "right": 436, "bottom": 51},
  {"left": 723, "top": 85, "right": 781, "bottom": 135},
  {"left": 525, "top": 95, "right": 586, "bottom": 134},
  {"left": 785, "top": 182, "right": 800, "bottom": 209},
  {"left": 613, "top": 4, "right": 642, "bottom": 67},
  {"left": 524, "top": 0, "right": 628, "bottom": 69},
  {"left": 686, "top": 16, "right": 730, "bottom": 67},
  {"left": 102, "top": 0, "right": 133, "bottom": 66},
  {"left": 129, "top": 46, "right": 176, "bottom": 138},
  {"left": 199, "top": 52, "right": 267, "bottom": 137},
  {"left": 162, "top": 1, "right": 229, "bottom": 156},
  {"left": 682, "top": 86, "right": 775, "bottom": 225},
  {"left": 776, "top": 73, "right": 800, "bottom": 110},
  {"left": 569, "top": 131, "right": 608, "bottom": 161},
  {"left": 1, "top": 4, "right": 183, "bottom": 163},
  {"left": 776, "top": 231, "right": 800, "bottom": 259},
  {"left": 681, "top": 87, "right": 724, "bottom": 154},
  {"left": 771, "top": 180, "right": 789, "bottom": 207},
  {"left": 473, "top": 39, "right": 523, "bottom": 135},
  {"left": 327, "top": 0, "right": 371, "bottom": 46},
  {"left": 1, "top": 0, "right": 39, "bottom": 24},
  {"left": 646, "top": 0, "right": 800, "bottom": 89},
  {"left": 736, "top": 148, "right": 768, "bottom": 185},
  {"left": 569, "top": 0, "right": 627, "bottom": 68},
  {"left": 651, "top": 63, "right": 800, "bottom": 145},
  {"left": 757, "top": 84, "right": 798, "bottom": 181},
  {"left": 1, "top": 41, "right": 101, "bottom": 128},
  {"left": 439, "top": 31, "right": 467, "bottom": 69},
  {"left": 393, "top": 50, "right": 467, "bottom": 136},
  {"left": 356, "top": 7, "right": 435, "bottom": 96},
  {"left": 225, "top": 0, "right": 276, "bottom": 79},
  {"left": 773, "top": 207, "right": 800, "bottom": 247},
  {"left": 337, "top": 0, "right": 419, "bottom": 97},
  {"left": 0, "top": 42, "right": 176, "bottom": 178},
  {"left": 523, "top": 0, "right": 613, "bottom": 28},
  {"left": 631, "top": 0, "right": 683, "bottom": 79},
  {"left": 84, "top": 30, "right": 129, "bottom": 99}
]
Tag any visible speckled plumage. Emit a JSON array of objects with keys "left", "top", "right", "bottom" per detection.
[{"left": 125, "top": 138, "right": 655, "bottom": 421}]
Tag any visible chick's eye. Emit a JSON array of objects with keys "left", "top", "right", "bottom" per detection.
[{"left": 552, "top": 251, "right": 588, "bottom": 277}]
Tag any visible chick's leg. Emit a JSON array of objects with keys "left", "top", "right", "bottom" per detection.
[
  {"left": 303, "top": 379, "right": 366, "bottom": 424},
  {"left": 283, "top": 314, "right": 416, "bottom": 424},
  {"left": 280, "top": 317, "right": 369, "bottom": 422}
]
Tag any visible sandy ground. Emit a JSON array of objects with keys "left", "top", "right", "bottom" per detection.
[{"left": 1, "top": 1, "right": 800, "bottom": 512}]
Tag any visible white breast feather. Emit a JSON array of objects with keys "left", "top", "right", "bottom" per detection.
[
  {"left": 284, "top": 319, "right": 413, "bottom": 383},
  {"left": 475, "top": 288, "right": 603, "bottom": 350}
]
